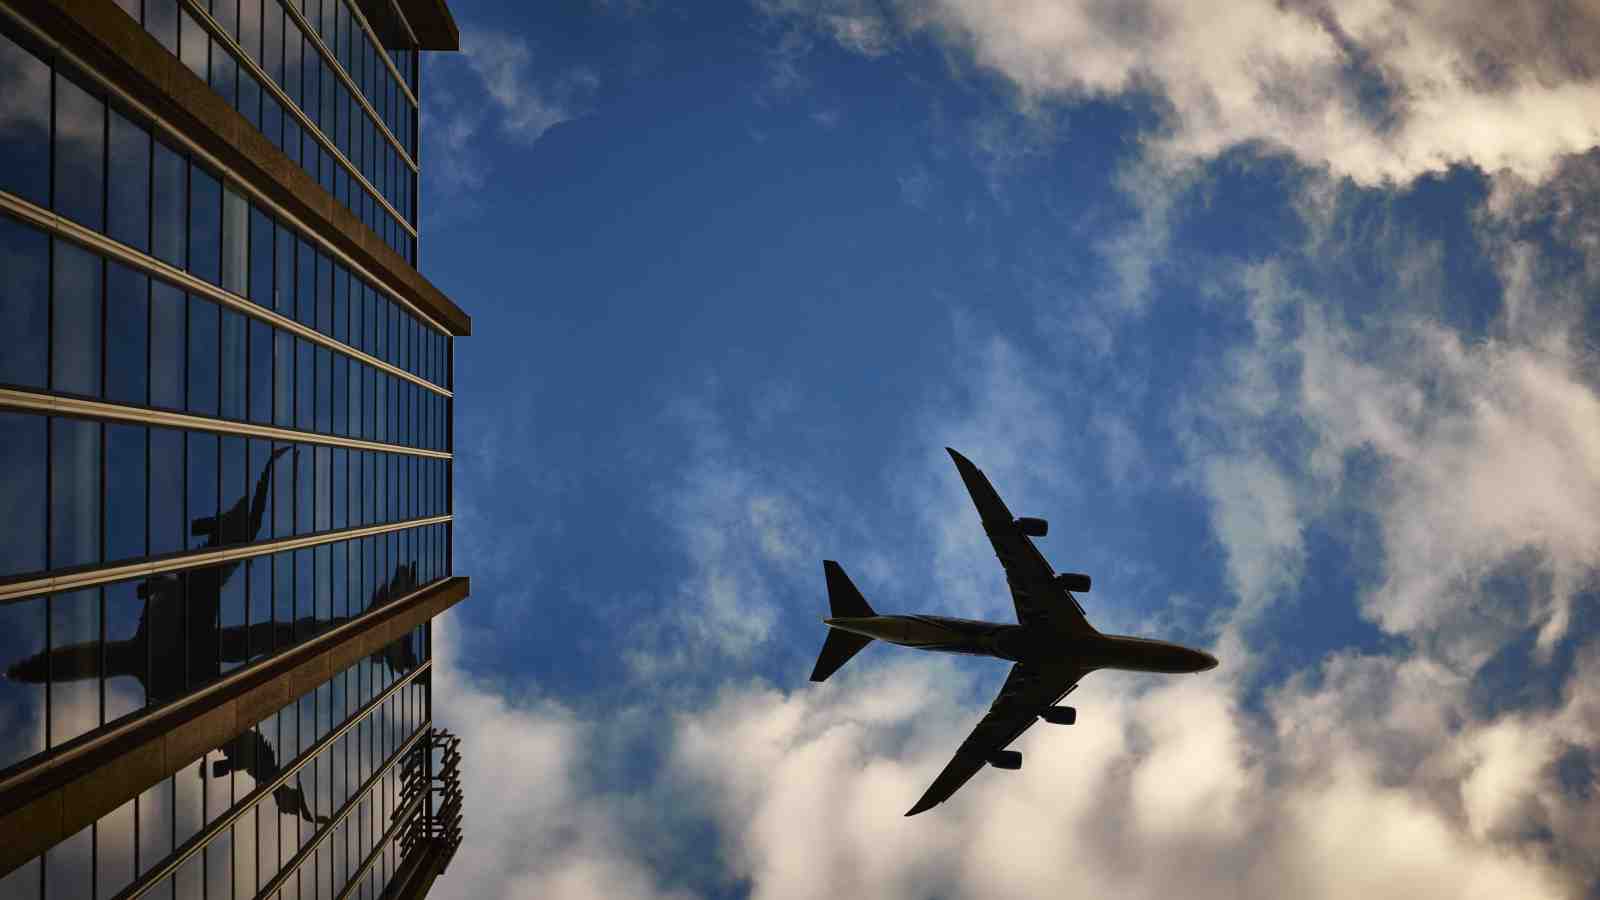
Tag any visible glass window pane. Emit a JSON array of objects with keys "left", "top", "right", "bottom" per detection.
[
  {"left": 50, "top": 239, "right": 103, "bottom": 397},
  {"left": 180, "top": 10, "right": 208, "bottom": 81},
  {"left": 284, "top": 25, "right": 302, "bottom": 106},
  {"left": 0, "top": 215, "right": 49, "bottom": 389},
  {"left": 103, "top": 579, "right": 146, "bottom": 721},
  {"left": 221, "top": 434, "right": 247, "bottom": 545},
  {"left": 296, "top": 336, "right": 314, "bottom": 429},
  {"left": 50, "top": 417, "right": 100, "bottom": 570},
  {"left": 187, "top": 294, "right": 220, "bottom": 416},
  {"left": 105, "top": 423, "right": 147, "bottom": 563},
  {"left": 220, "top": 558, "right": 246, "bottom": 675},
  {"left": 0, "top": 595, "right": 46, "bottom": 769},
  {"left": 138, "top": 778, "right": 173, "bottom": 879},
  {"left": 250, "top": 205, "right": 273, "bottom": 305},
  {"left": 315, "top": 444, "right": 331, "bottom": 531},
  {"left": 297, "top": 237, "right": 315, "bottom": 327},
  {"left": 247, "top": 554, "right": 270, "bottom": 663},
  {"left": 274, "top": 328, "right": 294, "bottom": 427},
  {"left": 296, "top": 442, "right": 313, "bottom": 535},
  {"left": 332, "top": 352, "right": 346, "bottom": 437},
  {"left": 189, "top": 165, "right": 222, "bottom": 284},
  {"left": 150, "top": 280, "right": 185, "bottom": 409},
  {"left": 247, "top": 438, "right": 276, "bottom": 546},
  {"left": 152, "top": 140, "right": 187, "bottom": 267},
  {"left": 106, "top": 263, "right": 149, "bottom": 407},
  {"left": 108, "top": 109, "right": 151, "bottom": 253},
  {"left": 316, "top": 345, "right": 331, "bottom": 433},
  {"left": 332, "top": 265, "right": 348, "bottom": 344},
  {"left": 250, "top": 318, "right": 273, "bottom": 424},
  {"left": 222, "top": 307, "right": 246, "bottom": 420},
  {"left": 272, "top": 440, "right": 294, "bottom": 539},
  {"left": 210, "top": 37, "right": 238, "bottom": 109},
  {"left": 97, "top": 798, "right": 137, "bottom": 900},
  {"left": 46, "top": 823, "right": 93, "bottom": 900},
  {"left": 53, "top": 73, "right": 105, "bottom": 231},
  {"left": 187, "top": 430, "right": 219, "bottom": 550},
  {"left": 274, "top": 551, "right": 293, "bottom": 650},
  {"left": 149, "top": 426, "right": 184, "bottom": 556},
  {"left": 223, "top": 186, "right": 248, "bottom": 294},
  {"left": 48, "top": 588, "right": 100, "bottom": 748},
  {"left": 0, "top": 31, "right": 51, "bottom": 207},
  {"left": 275, "top": 220, "right": 295, "bottom": 315},
  {"left": 185, "top": 566, "right": 221, "bottom": 690}
]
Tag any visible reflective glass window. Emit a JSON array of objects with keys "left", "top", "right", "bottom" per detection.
[
  {"left": 275, "top": 220, "right": 295, "bottom": 315},
  {"left": 97, "top": 798, "right": 136, "bottom": 900},
  {"left": 105, "top": 423, "right": 147, "bottom": 563},
  {"left": 50, "top": 418, "right": 100, "bottom": 570},
  {"left": 0, "top": 595, "right": 46, "bottom": 768},
  {"left": 316, "top": 345, "right": 332, "bottom": 433},
  {"left": 247, "top": 438, "right": 275, "bottom": 544},
  {"left": 240, "top": 0, "right": 263, "bottom": 59},
  {"left": 296, "top": 441, "right": 313, "bottom": 535},
  {"left": 106, "top": 262, "right": 149, "bottom": 407},
  {"left": 221, "top": 435, "right": 247, "bottom": 545},
  {"left": 147, "top": 0, "right": 179, "bottom": 53},
  {"left": 247, "top": 554, "right": 270, "bottom": 662},
  {"left": 274, "top": 550, "right": 293, "bottom": 649},
  {"left": 297, "top": 236, "right": 316, "bottom": 327},
  {"left": 296, "top": 336, "right": 314, "bottom": 430},
  {"left": 223, "top": 186, "right": 248, "bottom": 294},
  {"left": 274, "top": 328, "right": 294, "bottom": 427},
  {"left": 333, "top": 264, "right": 349, "bottom": 343},
  {"left": 315, "top": 444, "right": 331, "bottom": 531},
  {"left": 315, "top": 542, "right": 332, "bottom": 632},
  {"left": 189, "top": 164, "right": 222, "bottom": 284},
  {"left": 53, "top": 72, "right": 104, "bottom": 231},
  {"left": 0, "top": 215, "right": 49, "bottom": 389},
  {"left": 180, "top": 10, "right": 208, "bottom": 81},
  {"left": 222, "top": 306, "right": 247, "bottom": 419},
  {"left": 284, "top": 22, "right": 301, "bottom": 105},
  {"left": 0, "top": 31, "right": 51, "bottom": 207},
  {"left": 138, "top": 778, "right": 173, "bottom": 879},
  {"left": 240, "top": 65, "right": 262, "bottom": 130},
  {"left": 150, "top": 280, "right": 185, "bottom": 409},
  {"left": 107, "top": 109, "right": 151, "bottom": 253},
  {"left": 187, "top": 294, "right": 220, "bottom": 416},
  {"left": 49, "top": 588, "right": 100, "bottom": 747},
  {"left": 316, "top": 248, "right": 333, "bottom": 334},
  {"left": 249, "top": 204, "right": 273, "bottom": 305},
  {"left": 263, "top": 89, "right": 283, "bottom": 149},
  {"left": 184, "top": 566, "right": 221, "bottom": 691},
  {"left": 331, "top": 539, "right": 347, "bottom": 617},
  {"left": 220, "top": 558, "right": 245, "bottom": 677},
  {"left": 51, "top": 239, "right": 103, "bottom": 398},
  {"left": 187, "top": 431, "right": 219, "bottom": 551},
  {"left": 152, "top": 139, "right": 187, "bottom": 268},
  {"left": 149, "top": 426, "right": 184, "bottom": 556},
  {"left": 210, "top": 36, "right": 238, "bottom": 108},
  {"left": 347, "top": 356, "right": 361, "bottom": 439},
  {"left": 249, "top": 318, "right": 273, "bottom": 424},
  {"left": 263, "top": 0, "right": 283, "bottom": 85},
  {"left": 332, "top": 353, "right": 347, "bottom": 437},
  {"left": 272, "top": 440, "right": 295, "bottom": 539},
  {"left": 45, "top": 824, "right": 92, "bottom": 900}
]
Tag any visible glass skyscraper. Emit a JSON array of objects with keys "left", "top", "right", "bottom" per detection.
[{"left": 0, "top": 0, "right": 469, "bottom": 897}]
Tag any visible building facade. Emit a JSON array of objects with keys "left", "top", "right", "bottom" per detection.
[{"left": 0, "top": 0, "right": 469, "bottom": 897}]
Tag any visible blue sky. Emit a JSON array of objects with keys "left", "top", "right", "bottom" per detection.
[{"left": 417, "top": 2, "right": 1600, "bottom": 897}]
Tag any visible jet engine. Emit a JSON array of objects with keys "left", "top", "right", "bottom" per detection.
[
  {"left": 988, "top": 750, "right": 1022, "bottom": 770},
  {"left": 1055, "top": 572, "right": 1091, "bottom": 593},
  {"left": 1014, "top": 517, "right": 1048, "bottom": 537},
  {"left": 1039, "top": 705, "right": 1076, "bottom": 725}
]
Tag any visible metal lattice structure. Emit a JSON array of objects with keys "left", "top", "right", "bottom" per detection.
[{"left": 400, "top": 728, "right": 464, "bottom": 872}]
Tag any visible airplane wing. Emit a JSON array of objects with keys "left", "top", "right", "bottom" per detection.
[
  {"left": 945, "top": 448, "right": 1094, "bottom": 635},
  {"left": 905, "top": 660, "right": 1088, "bottom": 816}
]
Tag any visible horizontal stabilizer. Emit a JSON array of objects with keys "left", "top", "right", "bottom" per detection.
[
  {"left": 810, "top": 628, "right": 872, "bottom": 682},
  {"left": 823, "top": 560, "right": 875, "bottom": 618}
]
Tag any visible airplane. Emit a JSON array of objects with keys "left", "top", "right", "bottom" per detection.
[{"left": 810, "top": 447, "right": 1218, "bottom": 816}]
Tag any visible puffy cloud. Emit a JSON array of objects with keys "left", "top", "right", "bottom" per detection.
[{"left": 767, "top": 0, "right": 1600, "bottom": 186}]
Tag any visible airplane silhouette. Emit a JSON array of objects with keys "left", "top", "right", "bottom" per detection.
[
  {"left": 4, "top": 446, "right": 424, "bottom": 823},
  {"left": 811, "top": 448, "right": 1219, "bottom": 815}
]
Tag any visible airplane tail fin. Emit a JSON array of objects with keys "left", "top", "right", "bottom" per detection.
[
  {"left": 823, "top": 560, "right": 874, "bottom": 618},
  {"left": 811, "top": 561, "right": 876, "bottom": 682}
]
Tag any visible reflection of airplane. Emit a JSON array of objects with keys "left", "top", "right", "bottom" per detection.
[
  {"left": 810, "top": 448, "right": 1219, "bottom": 816},
  {"left": 209, "top": 730, "right": 329, "bottom": 825}
]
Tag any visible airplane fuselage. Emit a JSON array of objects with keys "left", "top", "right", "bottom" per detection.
[{"left": 822, "top": 614, "right": 1216, "bottom": 674}]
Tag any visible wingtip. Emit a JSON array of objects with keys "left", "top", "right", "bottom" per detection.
[{"left": 905, "top": 800, "right": 934, "bottom": 817}]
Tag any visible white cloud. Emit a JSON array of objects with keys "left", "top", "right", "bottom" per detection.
[{"left": 768, "top": 0, "right": 1600, "bottom": 186}]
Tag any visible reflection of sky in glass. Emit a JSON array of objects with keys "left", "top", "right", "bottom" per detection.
[
  {"left": 0, "top": 412, "right": 45, "bottom": 577},
  {"left": 45, "top": 822, "right": 92, "bottom": 900},
  {"left": 105, "top": 423, "right": 148, "bottom": 563},
  {"left": 97, "top": 798, "right": 136, "bottom": 899},
  {"left": 103, "top": 580, "right": 145, "bottom": 721},
  {"left": 0, "top": 31, "right": 50, "bottom": 207},
  {"left": 0, "top": 596, "right": 45, "bottom": 769},
  {"left": 50, "top": 418, "right": 101, "bottom": 570},
  {"left": 49, "top": 589, "right": 100, "bottom": 748},
  {"left": 53, "top": 72, "right": 104, "bottom": 233}
]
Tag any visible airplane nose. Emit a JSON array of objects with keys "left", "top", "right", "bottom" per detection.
[{"left": 1199, "top": 652, "right": 1218, "bottom": 671}]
